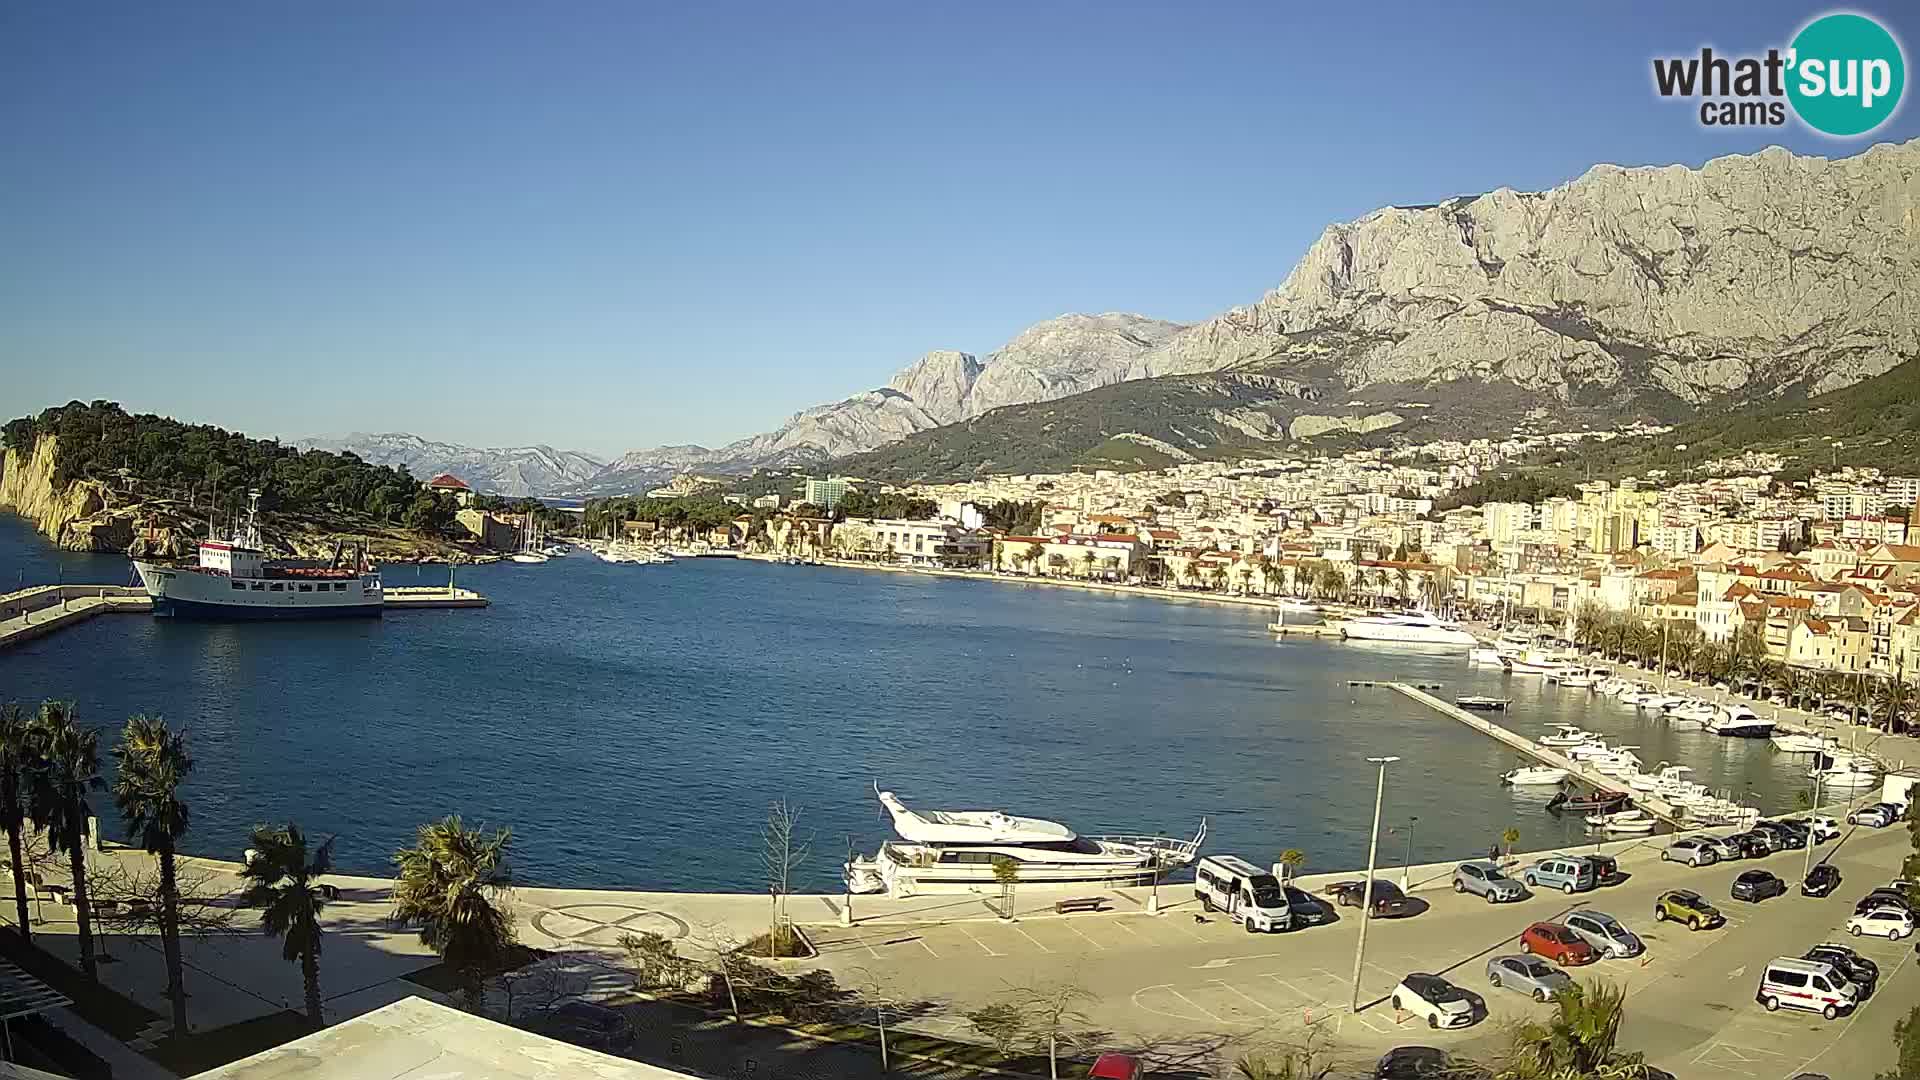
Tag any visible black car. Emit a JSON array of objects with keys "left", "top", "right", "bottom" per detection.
[
  {"left": 1724, "top": 831, "right": 1771, "bottom": 859},
  {"left": 1754, "top": 820, "right": 1807, "bottom": 850},
  {"left": 1732, "top": 869, "right": 1787, "bottom": 902},
  {"left": 1803, "top": 863, "right": 1843, "bottom": 897},
  {"left": 1283, "top": 884, "right": 1334, "bottom": 926},
  {"left": 1804, "top": 943, "right": 1878, "bottom": 997},
  {"left": 1376, "top": 1046, "right": 1464, "bottom": 1079},
  {"left": 1857, "top": 889, "right": 1916, "bottom": 916},
  {"left": 534, "top": 1000, "right": 632, "bottom": 1051},
  {"left": 1328, "top": 879, "right": 1413, "bottom": 915},
  {"left": 1581, "top": 853, "right": 1621, "bottom": 885}
]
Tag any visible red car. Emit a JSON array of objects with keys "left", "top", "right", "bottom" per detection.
[
  {"left": 1519, "top": 921, "right": 1597, "bottom": 966},
  {"left": 1089, "top": 1053, "right": 1145, "bottom": 1080}
]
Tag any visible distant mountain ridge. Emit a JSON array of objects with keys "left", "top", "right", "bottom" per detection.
[
  {"left": 836, "top": 140, "right": 1920, "bottom": 482},
  {"left": 296, "top": 432, "right": 605, "bottom": 498},
  {"left": 579, "top": 312, "right": 1184, "bottom": 493}
]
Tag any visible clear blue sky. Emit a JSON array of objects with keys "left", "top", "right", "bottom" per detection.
[{"left": 3, "top": 2, "right": 1916, "bottom": 458}]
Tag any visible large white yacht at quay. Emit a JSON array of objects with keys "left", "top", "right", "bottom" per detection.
[
  {"left": 1336, "top": 610, "right": 1478, "bottom": 647},
  {"left": 132, "top": 492, "right": 383, "bottom": 619},
  {"left": 843, "top": 788, "right": 1205, "bottom": 897}
]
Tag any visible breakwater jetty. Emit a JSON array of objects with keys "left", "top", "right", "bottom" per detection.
[
  {"left": 1388, "top": 681, "right": 1686, "bottom": 826},
  {"left": 0, "top": 584, "right": 151, "bottom": 650},
  {"left": 0, "top": 581, "right": 488, "bottom": 648}
]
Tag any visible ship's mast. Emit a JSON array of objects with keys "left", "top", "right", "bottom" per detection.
[{"left": 244, "top": 490, "right": 262, "bottom": 549}]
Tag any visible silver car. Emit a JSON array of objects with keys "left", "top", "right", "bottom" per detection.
[
  {"left": 1453, "top": 859, "right": 1528, "bottom": 903},
  {"left": 1485, "top": 954, "right": 1573, "bottom": 1001},
  {"left": 1663, "top": 837, "right": 1720, "bottom": 867},
  {"left": 1563, "top": 910, "right": 1643, "bottom": 959}
]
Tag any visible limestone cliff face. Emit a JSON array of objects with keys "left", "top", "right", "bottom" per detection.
[
  {"left": 0, "top": 437, "right": 124, "bottom": 551},
  {"left": 1129, "top": 141, "right": 1920, "bottom": 408}
]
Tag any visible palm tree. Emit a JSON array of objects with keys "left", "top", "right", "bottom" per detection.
[
  {"left": 1392, "top": 567, "right": 1412, "bottom": 606},
  {"left": 29, "top": 702, "right": 102, "bottom": 979},
  {"left": 1209, "top": 565, "right": 1228, "bottom": 592},
  {"left": 1023, "top": 543, "right": 1046, "bottom": 575},
  {"left": 1100, "top": 555, "right": 1120, "bottom": 580},
  {"left": 0, "top": 704, "right": 35, "bottom": 939},
  {"left": 1875, "top": 675, "right": 1913, "bottom": 734},
  {"left": 1079, "top": 550, "right": 1096, "bottom": 580},
  {"left": 390, "top": 816, "right": 517, "bottom": 1009},
  {"left": 1277, "top": 849, "right": 1305, "bottom": 882},
  {"left": 111, "top": 714, "right": 194, "bottom": 1033},
  {"left": 1046, "top": 553, "right": 1068, "bottom": 577},
  {"left": 241, "top": 822, "right": 334, "bottom": 1028},
  {"left": 1501, "top": 827, "right": 1521, "bottom": 864},
  {"left": 1503, "top": 979, "right": 1641, "bottom": 1077},
  {"left": 1237, "top": 567, "right": 1253, "bottom": 595},
  {"left": 1248, "top": 554, "right": 1272, "bottom": 595},
  {"left": 1574, "top": 605, "right": 1604, "bottom": 652}
]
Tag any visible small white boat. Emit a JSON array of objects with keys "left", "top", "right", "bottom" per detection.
[
  {"left": 509, "top": 552, "right": 549, "bottom": 564},
  {"left": 1587, "top": 809, "right": 1656, "bottom": 833},
  {"left": 1456, "top": 695, "right": 1511, "bottom": 711},
  {"left": 1770, "top": 732, "right": 1838, "bottom": 754},
  {"left": 1705, "top": 705, "right": 1774, "bottom": 739},
  {"left": 1468, "top": 646, "right": 1506, "bottom": 666},
  {"left": 1502, "top": 765, "right": 1569, "bottom": 786},
  {"left": 1540, "top": 725, "right": 1597, "bottom": 747}
]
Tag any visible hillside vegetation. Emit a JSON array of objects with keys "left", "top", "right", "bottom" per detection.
[{"left": 2, "top": 401, "right": 455, "bottom": 536}]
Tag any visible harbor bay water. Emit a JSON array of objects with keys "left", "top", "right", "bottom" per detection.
[{"left": 0, "top": 514, "right": 1813, "bottom": 891}]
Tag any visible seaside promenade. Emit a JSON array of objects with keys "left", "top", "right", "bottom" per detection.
[{"left": 8, "top": 793, "right": 1908, "bottom": 1080}]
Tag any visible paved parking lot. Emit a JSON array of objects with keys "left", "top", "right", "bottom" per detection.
[{"left": 805, "top": 823, "right": 1917, "bottom": 1076}]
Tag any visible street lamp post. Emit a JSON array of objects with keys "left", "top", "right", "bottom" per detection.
[
  {"left": 1351, "top": 755, "right": 1400, "bottom": 1014},
  {"left": 1803, "top": 770, "right": 1823, "bottom": 885},
  {"left": 1394, "top": 816, "right": 1419, "bottom": 891}
]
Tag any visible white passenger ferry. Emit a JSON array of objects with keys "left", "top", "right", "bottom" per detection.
[
  {"left": 844, "top": 787, "right": 1204, "bottom": 897},
  {"left": 132, "top": 492, "right": 383, "bottom": 619}
]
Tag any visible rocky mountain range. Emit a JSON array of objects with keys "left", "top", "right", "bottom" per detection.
[
  {"left": 843, "top": 140, "right": 1920, "bottom": 482},
  {"left": 322, "top": 140, "right": 1920, "bottom": 494},
  {"left": 579, "top": 312, "right": 1184, "bottom": 493},
  {"left": 295, "top": 432, "right": 605, "bottom": 498}
]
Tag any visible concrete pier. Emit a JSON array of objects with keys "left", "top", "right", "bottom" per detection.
[
  {"left": 383, "top": 586, "right": 490, "bottom": 609},
  {"left": 1388, "top": 681, "right": 1685, "bottom": 826},
  {"left": 0, "top": 585, "right": 151, "bottom": 650}
]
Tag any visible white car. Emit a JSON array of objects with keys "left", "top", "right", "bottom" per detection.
[
  {"left": 1806, "top": 816, "right": 1841, "bottom": 843},
  {"left": 1393, "top": 973, "right": 1478, "bottom": 1029},
  {"left": 1663, "top": 838, "right": 1720, "bottom": 867},
  {"left": 1848, "top": 908, "right": 1915, "bottom": 940}
]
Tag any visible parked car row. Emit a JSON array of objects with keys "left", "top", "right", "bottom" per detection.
[{"left": 1848, "top": 802, "right": 1908, "bottom": 828}]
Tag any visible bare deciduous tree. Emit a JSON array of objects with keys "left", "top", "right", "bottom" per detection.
[{"left": 760, "top": 800, "right": 810, "bottom": 958}]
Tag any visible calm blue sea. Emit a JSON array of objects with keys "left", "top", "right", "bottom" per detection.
[{"left": 0, "top": 514, "right": 1810, "bottom": 891}]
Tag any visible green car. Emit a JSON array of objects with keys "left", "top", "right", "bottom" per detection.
[{"left": 1654, "top": 888, "right": 1725, "bottom": 930}]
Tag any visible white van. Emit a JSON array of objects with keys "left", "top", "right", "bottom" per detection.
[
  {"left": 1757, "top": 957, "right": 1859, "bottom": 1020},
  {"left": 1194, "top": 855, "right": 1291, "bottom": 933}
]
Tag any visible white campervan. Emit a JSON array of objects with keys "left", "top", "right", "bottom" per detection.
[
  {"left": 1757, "top": 957, "right": 1859, "bottom": 1020},
  {"left": 1194, "top": 855, "right": 1291, "bottom": 933}
]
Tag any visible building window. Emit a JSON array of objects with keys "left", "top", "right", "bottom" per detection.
[
  {"left": 231, "top": 581, "right": 246, "bottom": 590},
  {"left": 299, "top": 584, "right": 313, "bottom": 592},
  {"left": 270, "top": 583, "right": 283, "bottom": 592},
  {"left": 252, "top": 582, "right": 265, "bottom": 591}
]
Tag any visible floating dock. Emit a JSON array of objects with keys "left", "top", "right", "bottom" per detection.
[
  {"left": 1266, "top": 622, "right": 1342, "bottom": 638},
  {"left": 1387, "top": 682, "right": 1685, "bottom": 827},
  {"left": 383, "top": 586, "right": 489, "bottom": 609}
]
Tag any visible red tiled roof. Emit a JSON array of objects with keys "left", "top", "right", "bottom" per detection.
[{"left": 428, "top": 473, "right": 470, "bottom": 490}]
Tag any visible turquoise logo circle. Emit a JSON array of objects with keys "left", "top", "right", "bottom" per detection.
[{"left": 1788, "top": 13, "right": 1905, "bottom": 136}]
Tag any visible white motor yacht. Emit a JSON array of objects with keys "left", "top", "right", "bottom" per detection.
[
  {"left": 1705, "top": 705, "right": 1774, "bottom": 739},
  {"left": 843, "top": 788, "right": 1205, "bottom": 897},
  {"left": 1468, "top": 646, "right": 1507, "bottom": 666},
  {"left": 1770, "top": 732, "right": 1838, "bottom": 754},
  {"left": 1666, "top": 700, "right": 1718, "bottom": 724},
  {"left": 1502, "top": 765, "right": 1569, "bottom": 786},
  {"left": 1812, "top": 751, "right": 1882, "bottom": 788},
  {"left": 1337, "top": 611, "right": 1478, "bottom": 647}
]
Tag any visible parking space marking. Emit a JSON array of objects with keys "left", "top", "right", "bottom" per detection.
[
  {"left": 1008, "top": 925, "right": 1053, "bottom": 953},
  {"left": 1210, "top": 979, "right": 1278, "bottom": 1014},
  {"left": 1061, "top": 921, "right": 1107, "bottom": 951},
  {"left": 1109, "top": 919, "right": 1146, "bottom": 941},
  {"left": 914, "top": 936, "right": 939, "bottom": 958},
  {"left": 955, "top": 924, "right": 1002, "bottom": 957},
  {"left": 1166, "top": 987, "right": 1232, "bottom": 1025}
]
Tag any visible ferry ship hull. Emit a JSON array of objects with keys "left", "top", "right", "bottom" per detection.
[{"left": 150, "top": 594, "right": 383, "bottom": 620}]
